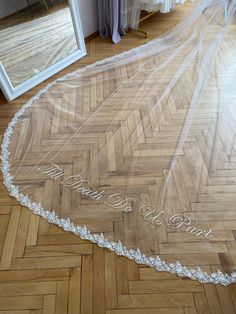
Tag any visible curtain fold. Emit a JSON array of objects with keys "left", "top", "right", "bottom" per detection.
[
  {"left": 98, "top": 0, "right": 141, "bottom": 43},
  {"left": 98, "top": 0, "right": 124, "bottom": 44}
]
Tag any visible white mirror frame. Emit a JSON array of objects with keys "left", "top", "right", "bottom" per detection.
[{"left": 0, "top": 0, "right": 86, "bottom": 101}]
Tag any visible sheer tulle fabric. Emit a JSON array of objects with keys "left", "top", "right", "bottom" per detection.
[
  {"left": 2, "top": 0, "right": 236, "bottom": 284},
  {"left": 121, "top": 0, "right": 142, "bottom": 29}
]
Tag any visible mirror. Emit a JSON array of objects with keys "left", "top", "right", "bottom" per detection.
[{"left": 0, "top": 0, "right": 86, "bottom": 100}]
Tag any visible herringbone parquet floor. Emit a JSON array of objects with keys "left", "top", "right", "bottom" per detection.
[{"left": 0, "top": 2, "right": 236, "bottom": 313}]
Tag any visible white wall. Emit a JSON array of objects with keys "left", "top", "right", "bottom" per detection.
[{"left": 77, "top": 0, "right": 98, "bottom": 38}]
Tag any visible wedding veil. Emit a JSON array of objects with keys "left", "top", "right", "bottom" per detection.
[{"left": 1, "top": 0, "right": 236, "bottom": 285}]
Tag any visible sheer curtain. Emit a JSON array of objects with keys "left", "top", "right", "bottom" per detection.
[
  {"left": 98, "top": 0, "right": 193, "bottom": 43},
  {"left": 121, "top": 0, "right": 142, "bottom": 29},
  {"left": 98, "top": 0, "right": 141, "bottom": 43}
]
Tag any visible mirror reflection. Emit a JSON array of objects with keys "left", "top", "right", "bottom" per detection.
[{"left": 0, "top": 0, "right": 78, "bottom": 87}]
